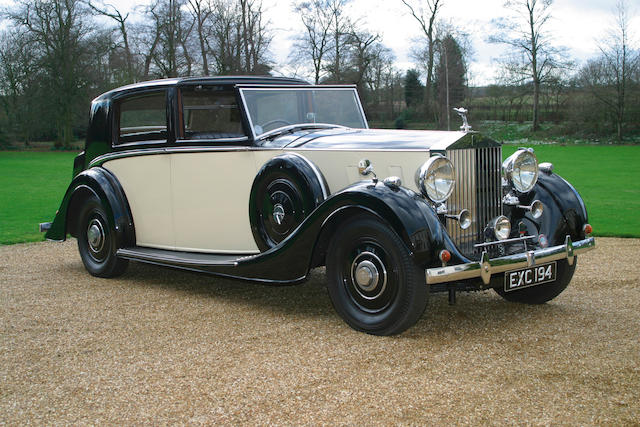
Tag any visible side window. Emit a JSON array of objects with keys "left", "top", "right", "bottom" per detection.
[
  {"left": 180, "top": 87, "right": 245, "bottom": 140},
  {"left": 117, "top": 91, "right": 167, "bottom": 145}
]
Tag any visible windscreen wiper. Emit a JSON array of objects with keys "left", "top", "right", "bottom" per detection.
[{"left": 258, "top": 123, "right": 346, "bottom": 141}]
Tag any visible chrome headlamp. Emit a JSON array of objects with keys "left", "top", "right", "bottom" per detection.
[
  {"left": 416, "top": 155, "right": 455, "bottom": 203},
  {"left": 489, "top": 215, "right": 511, "bottom": 240},
  {"left": 502, "top": 149, "right": 539, "bottom": 193}
]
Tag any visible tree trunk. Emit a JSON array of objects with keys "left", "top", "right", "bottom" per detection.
[{"left": 532, "top": 77, "right": 540, "bottom": 131}]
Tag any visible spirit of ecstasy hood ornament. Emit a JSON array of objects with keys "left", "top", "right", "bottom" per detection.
[{"left": 453, "top": 107, "right": 472, "bottom": 132}]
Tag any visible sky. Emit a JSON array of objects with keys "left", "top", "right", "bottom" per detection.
[
  {"left": 1, "top": 0, "right": 637, "bottom": 85},
  {"left": 263, "top": 0, "right": 639, "bottom": 85}
]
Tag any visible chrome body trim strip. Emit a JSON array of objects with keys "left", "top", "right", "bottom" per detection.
[
  {"left": 117, "top": 248, "right": 240, "bottom": 267},
  {"left": 89, "top": 146, "right": 255, "bottom": 167},
  {"left": 426, "top": 236, "right": 595, "bottom": 285}
]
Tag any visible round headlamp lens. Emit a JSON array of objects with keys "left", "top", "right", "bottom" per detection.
[
  {"left": 503, "top": 149, "right": 539, "bottom": 193},
  {"left": 417, "top": 155, "right": 455, "bottom": 203},
  {"left": 493, "top": 216, "right": 511, "bottom": 240}
]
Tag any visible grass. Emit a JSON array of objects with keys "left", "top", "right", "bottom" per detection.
[
  {"left": 502, "top": 144, "right": 640, "bottom": 238},
  {"left": 480, "top": 121, "right": 640, "bottom": 145},
  {"left": 0, "top": 151, "right": 78, "bottom": 244},
  {"left": 1, "top": 145, "right": 638, "bottom": 245}
]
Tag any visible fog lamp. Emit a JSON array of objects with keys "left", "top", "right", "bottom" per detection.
[{"left": 489, "top": 216, "right": 511, "bottom": 240}]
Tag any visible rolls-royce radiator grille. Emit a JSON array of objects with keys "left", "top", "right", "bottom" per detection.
[{"left": 446, "top": 147, "right": 502, "bottom": 259}]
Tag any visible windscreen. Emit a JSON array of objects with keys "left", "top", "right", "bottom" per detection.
[{"left": 239, "top": 87, "right": 367, "bottom": 138}]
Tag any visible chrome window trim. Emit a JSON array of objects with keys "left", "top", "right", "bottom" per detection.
[
  {"left": 112, "top": 88, "right": 170, "bottom": 148},
  {"left": 177, "top": 136, "right": 250, "bottom": 144}
]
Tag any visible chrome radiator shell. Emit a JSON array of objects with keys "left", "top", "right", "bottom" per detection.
[{"left": 445, "top": 146, "right": 503, "bottom": 259}]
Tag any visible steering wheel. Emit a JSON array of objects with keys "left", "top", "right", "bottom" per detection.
[{"left": 261, "top": 119, "right": 292, "bottom": 131}]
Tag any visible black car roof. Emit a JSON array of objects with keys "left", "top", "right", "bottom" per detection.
[{"left": 95, "top": 75, "right": 308, "bottom": 101}]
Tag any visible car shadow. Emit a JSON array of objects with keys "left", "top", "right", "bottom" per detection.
[{"left": 74, "top": 260, "right": 582, "bottom": 338}]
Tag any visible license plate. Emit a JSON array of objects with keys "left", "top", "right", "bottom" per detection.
[{"left": 504, "top": 261, "right": 557, "bottom": 292}]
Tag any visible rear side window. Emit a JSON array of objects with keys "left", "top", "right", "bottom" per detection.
[
  {"left": 117, "top": 91, "right": 167, "bottom": 145},
  {"left": 180, "top": 87, "right": 245, "bottom": 140}
]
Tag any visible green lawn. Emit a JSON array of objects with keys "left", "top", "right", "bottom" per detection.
[
  {"left": 503, "top": 144, "right": 640, "bottom": 238},
  {"left": 0, "top": 152, "right": 78, "bottom": 244},
  {"left": 0, "top": 146, "right": 638, "bottom": 245}
]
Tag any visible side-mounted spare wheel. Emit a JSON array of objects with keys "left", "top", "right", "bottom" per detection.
[
  {"left": 325, "top": 214, "right": 429, "bottom": 335},
  {"left": 76, "top": 195, "right": 128, "bottom": 278},
  {"left": 249, "top": 154, "right": 328, "bottom": 251}
]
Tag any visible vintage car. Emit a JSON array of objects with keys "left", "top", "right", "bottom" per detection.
[{"left": 41, "top": 76, "right": 595, "bottom": 335}]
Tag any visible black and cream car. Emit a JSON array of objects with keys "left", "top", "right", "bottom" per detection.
[{"left": 42, "top": 76, "right": 595, "bottom": 335}]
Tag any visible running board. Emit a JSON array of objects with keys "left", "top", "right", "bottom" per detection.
[
  {"left": 117, "top": 247, "right": 250, "bottom": 268},
  {"left": 116, "top": 246, "right": 306, "bottom": 284}
]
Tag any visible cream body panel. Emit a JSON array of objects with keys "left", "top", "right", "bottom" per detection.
[
  {"left": 171, "top": 151, "right": 261, "bottom": 253},
  {"left": 103, "top": 155, "right": 174, "bottom": 249},
  {"left": 286, "top": 149, "right": 428, "bottom": 194}
]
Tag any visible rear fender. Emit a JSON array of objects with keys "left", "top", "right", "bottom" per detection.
[{"left": 45, "top": 167, "right": 135, "bottom": 248}]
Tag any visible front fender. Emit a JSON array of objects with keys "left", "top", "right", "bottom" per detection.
[
  {"left": 232, "top": 180, "right": 447, "bottom": 282},
  {"left": 316, "top": 181, "right": 445, "bottom": 267},
  {"left": 45, "top": 167, "right": 135, "bottom": 248},
  {"left": 508, "top": 171, "right": 589, "bottom": 245}
]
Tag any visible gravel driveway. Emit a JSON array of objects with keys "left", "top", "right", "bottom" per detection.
[{"left": 1, "top": 238, "right": 638, "bottom": 425}]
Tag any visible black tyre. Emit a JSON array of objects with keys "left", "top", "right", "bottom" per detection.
[
  {"left": 494, "top": 258, "right": 577, "bottom": 304},
  {"left": 325, "top": 215, "right": 428, "bottom": 335},
  {"left": 77, "top": 196, "right": 128, "bottom": 278}
]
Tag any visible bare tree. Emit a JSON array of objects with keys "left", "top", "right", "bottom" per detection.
[
  {"left": 205, "top": 0, "right": 270, "bottom": 75},
  {"left": 435, "top": 33, "right": 466, "bottom": 130},
  {"left": 238, "top": 0, "right": 271, "bottom": 74},
  {"left": 188, "top": 0, "right": 214, "bottom": 75},
  {"left": 401, "top": 0, "right": 444, "bottom": 118},
  {"left": 346, "top": 30, "right": 380, "bottom": 92},
  {"left": 489, "top": 0, "right": 568, "bottom": 131},
  {"left": 87, "top": 1, "right": 136, "bottom": 82},
  {"left": 5, "top": 0, "right": 94, "bottom": 147},
  {"left": 293, "top": 0, "right": 333, "bottom": 84},
  {"left": 324, "top": 0, "right": 353, "bottom": 82},
  {"left": 579, "top": 0, "right": 639, "bottom": 140},
  {"left": 0, "top": 30, "right": 43, "bottom": 145}
]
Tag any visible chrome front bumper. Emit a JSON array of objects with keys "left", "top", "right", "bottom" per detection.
[{"left": 426, "top": 236, "right": 596, "bottom": 285}]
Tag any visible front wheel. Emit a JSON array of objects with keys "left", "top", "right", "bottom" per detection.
[
  {"left": 77, "top": 196, "right": 128, "bottom": 278},
  {"left": 494, "top": 258, "right": 577, "bottom": 304},
  {"left": 325, "top": 215, "right": 428, "bottom": 335}
]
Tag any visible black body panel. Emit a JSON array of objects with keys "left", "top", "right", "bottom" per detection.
[
  {"left": 506, "top": 171, "right": 589, "bottom": 247},
  {"left": 45, "top": 167, "right": 135, "bottom": 249}
]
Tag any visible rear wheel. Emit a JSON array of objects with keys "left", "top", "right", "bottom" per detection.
[
  {"left": 494, "top": 258, "right": 576, "bottom": 304},
  {"left": 77, "top": 196, "right": 128, "bottom": 278},
  {"left": 325, "top": 215, "right": 428, "bottom": 335}
]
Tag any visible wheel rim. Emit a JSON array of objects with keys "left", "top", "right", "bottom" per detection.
[
  {"left": 86, "top": 214, "right": 108, "bottom": 263},
  {"left": 259, "top": 178, "right": 304, "bottom": 247},
  {"left": 342, "top": 241, "right": 397, "bottom": 313}
]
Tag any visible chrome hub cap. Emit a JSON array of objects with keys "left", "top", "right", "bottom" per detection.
[
  {"left": 354, "top": 260, "right": 379, "bottom": 291},
  {"left": 350, "top": 251, "right": 387, "bottom": 300},
  {"left": 87, "top": 219, "right": 105, "bottom": 253},
  {"left": 273, "top": 203, "right": 285, "bottom": 225}
]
